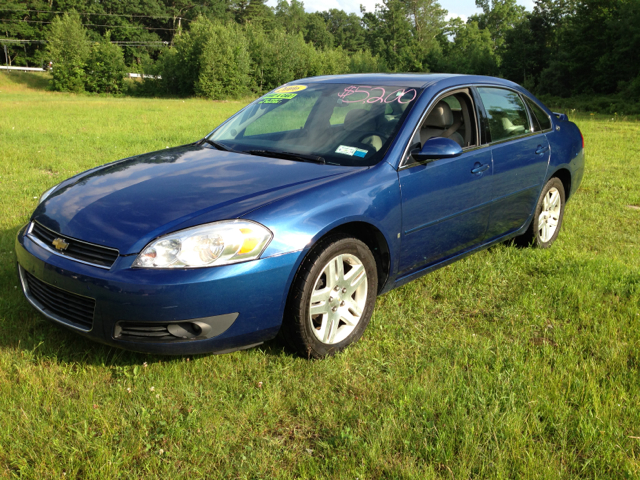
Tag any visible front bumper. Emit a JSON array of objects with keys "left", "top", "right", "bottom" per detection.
[{"left": 15, "top": 224, "right": 301, "bottom": 355}]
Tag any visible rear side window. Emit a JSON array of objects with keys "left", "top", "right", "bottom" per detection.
[
  {"left": 477, "top": 87, "right": 529, "bottom": 143},
  {"left": 525, "top": 98, "right": 552, "bottom": 132}
]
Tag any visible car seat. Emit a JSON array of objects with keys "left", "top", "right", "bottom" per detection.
[
  {"left": 343, "top": 109, "right": 383, "bottom": 152},
  {"left": 420, "top": 101, "right": 465, "bottom": 147}
]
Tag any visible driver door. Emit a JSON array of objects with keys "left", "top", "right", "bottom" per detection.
[{"left": 397, "top": 91, "right": 493, "bottom": 276}]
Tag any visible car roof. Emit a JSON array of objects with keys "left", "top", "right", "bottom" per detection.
[{"left": 289, "top": 73, "right": 522, "bottom": 90}]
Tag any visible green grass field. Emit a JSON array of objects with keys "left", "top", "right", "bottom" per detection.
[{"left": 1, "top": 72, "right": 639, "bottom": 479}]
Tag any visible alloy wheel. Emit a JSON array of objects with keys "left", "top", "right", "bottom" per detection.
[
  {"left": 538, "top": 187, "right": 561, "bottom": 243},
  {"left": 308, "top": 253, "right": 368, "bottom": 345}
]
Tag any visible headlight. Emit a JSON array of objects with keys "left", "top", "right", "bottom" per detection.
[
  {"left": 38, "top": 184, "right": 59, "bottom": 205},
  {"left": 133, "top": 220, "right": 273, "bottom": 269}
]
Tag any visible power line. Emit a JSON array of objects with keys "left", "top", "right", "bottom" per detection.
[
  {"left": 0, "top": 38, "right": 170, "bottom": 46},
  {"left": 112, "top": 41, "right": 169, "bottom": 45},
  {"left": 0, "top": 8, "right": 191, "bottom": 21},
  {"left": 0, "top": 19, "right": 179, "bottom": 31},
  {"left": 0, "top": 39, "right": 46, "bottom": 44}
]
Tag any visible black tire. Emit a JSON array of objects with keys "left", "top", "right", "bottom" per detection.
[
  {"left": 515, "top": 177, "right": 566, "bottom": 248},
  {"left": 282, "top": 235, "right": 378, "bottom": 359}
]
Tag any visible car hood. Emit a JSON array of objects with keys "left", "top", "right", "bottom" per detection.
[{"left": 33, "top": 144, "right": 355, "bottom": 254}]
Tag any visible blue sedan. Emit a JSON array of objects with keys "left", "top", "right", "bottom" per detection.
[{"left": 15, "top": 74, "right": 585, "bottom": 358}]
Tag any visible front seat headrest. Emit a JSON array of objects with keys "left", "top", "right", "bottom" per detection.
[{"left": 424, "top": 101, "right": 454, "bottom": 128}]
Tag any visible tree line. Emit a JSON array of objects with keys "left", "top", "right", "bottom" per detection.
[{"left": 1, "top": 0, "right": 639, "bottom": 104}]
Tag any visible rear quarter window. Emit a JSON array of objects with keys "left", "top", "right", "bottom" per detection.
[{"left": 525, "top": 98, "right": 552, "bottom": 132}]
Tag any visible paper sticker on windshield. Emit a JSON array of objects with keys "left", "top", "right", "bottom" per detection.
[
  {"left": 259, "top": 92, "right": 298, "bottom": 104},
  {"left": 336, "top": 145, "right": 368, "bottom": 157},
  {"left": 274, "top": 85, "right": 307, "bottom": 94}
]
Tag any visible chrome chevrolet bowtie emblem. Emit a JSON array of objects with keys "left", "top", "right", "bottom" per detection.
[{"left": 52, "top": 238, "right": 69, "bottom": 251}]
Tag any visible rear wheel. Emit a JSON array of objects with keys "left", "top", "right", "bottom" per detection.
[
  {"left": 282, "top": 236, "right": 378, "bottom": 358},
  {"left": 516, "top": 177, "right": 566, "bottom": 248}
]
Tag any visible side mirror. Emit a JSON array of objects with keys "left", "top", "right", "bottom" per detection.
[{"left": 411, "top": 137, "right": 463, "bottom": 163}]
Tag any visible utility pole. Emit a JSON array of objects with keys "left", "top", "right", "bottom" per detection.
[{"left": 3, "top": 44, "right": 9, "bottom": 66}]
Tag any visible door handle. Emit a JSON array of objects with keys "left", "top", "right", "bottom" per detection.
[
  {"left": 535, "top": 145, "right": 549, "bottom": 155},
  {"left": 471, "top": 163, "right": 490, "bottom": 175}
]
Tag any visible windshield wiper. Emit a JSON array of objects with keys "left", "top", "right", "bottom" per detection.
[
  {"left": 201, "top": 138, "right": 235, "bottom": 152},
  {"left": 248, "top": 149, "right": 325, "bottom": 164}
]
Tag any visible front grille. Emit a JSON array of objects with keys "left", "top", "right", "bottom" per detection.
[
  {"left": 23, "top": 270, "right": 95, "bottom": 330},
  {"left": 30, "top": 222, "right": 119, "bottom": 268}
]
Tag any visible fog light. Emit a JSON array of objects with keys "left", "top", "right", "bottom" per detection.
[{"left": 114, "top": 313, "right": 239, "bottom": 343}]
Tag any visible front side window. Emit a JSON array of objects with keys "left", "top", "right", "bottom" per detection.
[
  {"left": 477, "top": 87, "right": 530, "bottom": 143},
  {"left": 525, "top": 97, "right": 552, "bottom": 132},
  {"left": 212, "top": 83, "right": 422, "bottom": 167},
  {"left": 414, "top": 91, "right": 477, "bottom": 150}
]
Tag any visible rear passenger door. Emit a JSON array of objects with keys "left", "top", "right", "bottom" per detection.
[{"left": 475, "top": 87, "right": 551, "bottom": 240}]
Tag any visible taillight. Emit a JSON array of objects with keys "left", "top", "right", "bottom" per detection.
[{"left": 580, "top": 131, "right": 585, "bottom": 149}]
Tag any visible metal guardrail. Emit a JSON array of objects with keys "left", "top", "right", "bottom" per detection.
[
  {"left": 128, "top": 73, "right": 161, "bottom": 79},
  {"left": 0, "top": 65, "right": 46, "bottom": 72},
  {"left": 0, "top": 66, "right": 161, "bottom": 79}
]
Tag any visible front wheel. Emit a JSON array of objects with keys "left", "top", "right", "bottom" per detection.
[
  {"left": 282, "top": 236, "right": 378, "bottom": 358},
  {"left": 516, "top": 177, "right": 566, "bottom": 248}
]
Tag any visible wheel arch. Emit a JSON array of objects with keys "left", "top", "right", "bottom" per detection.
[
  {"left": 293, "top": 221, "right": 392, "bottom": 295},
  {"left": 550, "top": 167, "right": 572, "bottom": 201},
  {"left": 321, "top": 222, "right": 391, "bottom": 293}
]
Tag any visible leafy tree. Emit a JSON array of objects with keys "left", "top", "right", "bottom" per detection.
[
  {"left": 246, "top": 26, "right": 314, "bottom": 90},
  {"left": 196, "top": 22, "right": 251, "bottom": 99},
  {"left": 46, "top": 11, "right": 90, "bottom": 92},
  {"left": 348, "top": 49, "right": 386, "bottom": 73},
  {"left": 499, "top": 16, "right": 537, "bottom": 88},
  {"left": 318, "top": 9, "right": 366, "bottom": 52},
  {"left": 436, "top": 18, "right": 498, "bottom": 75},
  {"left": 0, "top": 0, "right": 52, "bottom": 67},
  {"left": 502, "top": 0, "right": 576, "bottom": 88},
  {"left": 84, "top": 32, "right": 127, "bottom": 94},
  {"left": 590, "top": 0, "right": 640, "bottom": 96},
  {"left": 401, "top": 0, "right": 447, "bottom": 59},
  {"left": 362, "top": 0, "right": 420, "bottom": 72},
  {"left": 307, "top": 47, "right": 350, "bottom": 77},
  {"left": 158, "top": 17, "right": 254, "bottom": 97},
  {"left": 234, "top": 0, "right": 273, "bottom": 25},
  {"left": 275, "top": 0, "right": 306, "bottom": 34},
  {"left": 470, "top": 0, "right": 526, "bottom": 53},
  {"left": 531, "top": 0, "right": 640, "bottom": 97},
  {"left": 304, "top": 14, "right": 334, "bottom": 50},
  {"left": 6, "top": 0, "right": 639, "bottom": 104},
  {"left": 158, "top": 16, "right": 216, "bottom": 95}
]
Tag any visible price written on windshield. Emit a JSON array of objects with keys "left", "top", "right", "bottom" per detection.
[{"left": 337, "top": 86, "right": 418, "bottom": 104}]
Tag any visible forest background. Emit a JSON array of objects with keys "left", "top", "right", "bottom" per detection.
[{"left": 1, "top": 0, "right": 640, "bottom": 113}]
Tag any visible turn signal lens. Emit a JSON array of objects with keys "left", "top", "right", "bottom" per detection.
[{"left": 238, "top": 228, "right": 260, "bottom": 254}]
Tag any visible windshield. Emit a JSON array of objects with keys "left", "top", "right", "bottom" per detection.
[{"left": 210, "top": 83, "right": 423, "bottom": 166}]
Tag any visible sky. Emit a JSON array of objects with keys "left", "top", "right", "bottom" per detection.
[{"left": 265, "top": 0, "right": 536, "bottom": 20}]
